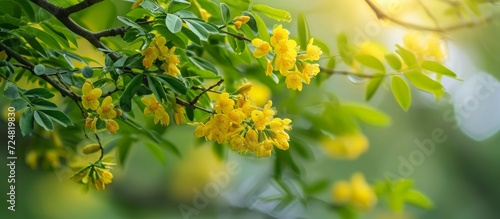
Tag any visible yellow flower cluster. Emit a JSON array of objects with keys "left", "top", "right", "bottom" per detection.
[
  {"left": 251, "top": 25, "right": 322, "bottom": 91},
  {"left": 332, "top": 173, "right": 377, "bottom": 211},
  {"left": 141, "top": 36, "right": 181, "bottom": 76},
  {"left": 70, "top": 162, "right": 115, "bottom": 191},
  {"left": 403, "top": 32, "right": 446, "bottom": 62},
  {"left": 82, "top": 80, "right": 121, "bottom": 134},
  {"left": 141, "top": 95, "right": 170, "bottom": 126},
  {"left": 194, "top": 84, "right": 292, "bottom": 157}
]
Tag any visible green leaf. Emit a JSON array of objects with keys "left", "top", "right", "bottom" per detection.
[
  {"left": 189, "top": 56, "right": 219, "bottom": 74},
  {"left": 147, "top": 76, "right": 167, "bottom": 103},
  {"left": 395, "top": 45, "right": 417, "bottom": 67},
  {"left": 391, "top": 76, "right": 411, "bottom": 111},
  {"left": 385, "top": 53, "right": 402, "bottom": 70},
  {"left": 181, "top": 26, "right": 202, "bottom": 46},
  {"left": 165, "top": 14, "right": 183, "bottom": 33},
  {"left": 20, "top": 107, "right": 34, "bottom": 136},
  {"left": 251, "top": 12, "right": 270, "bottom": 42},
  {"left": 33, "top": 64, "right": 46, "bottom": 75},
  {"left": 297, "top": 13, "right": 310, "bottom": 50},
  {"left": 252, "top": 4, "right": 292, "bottom": 22},
  {"left": 40, "top": 110, "right": 73, "bottom": 127},
  {"left": 24, "top": 88, "right": 55, "bottom": 99},
  {"left": 140, "top": 0, "right": 166, "bottom": 14},
  {"left": 3, "top": 82, "right": 19, "bottom": 99},
  {"left": 405, "top": 70, "right": 444, "bottom": 100},
  {"left": 220, "top": 3, "right": 230, "bottom": 23},
  {"left": 119, "top": 74, "right": 143, "bottom": 112},
  {"left": 184, "top": 19, "right": 210, "bottom": 41},
  {"left": 40, "top": 22, "right": 70, "bottom": 48},
  {"left": 405, "top": 190, "right": 433, "bottom": 209},
  {"left": 365, "top": 73, "right": 384, "bottom": 101},
  {"left": 337, "top": 33, "right": 354, "bottom": 65},
  {"left": 30, "top": 98, "right": 57, "bottom": 109},
  {"left": 10, "top": 98, "right": 28, "bottom": 111},
  {"left": 168, "top": 0, "right": 191, "bottom": 13},
  {"left": 34, "top": 110, "right": 53, "bottom": 131},
  {"left": 159, "top": 139, "right": 181, "bottom": 157},
  {"left": 22, "top": 26, "right": 61, "bottom": 49},
  {"left": 156, "top": 74, "right": 188, "bottom": 95},
  {"left": 144, "top": 141, "right": 167, "bottom": 164},
  {"left": 342, "top": 104, "right": 391, "bottom": 126},
  {"left": 355, "top": 54, "right": 385, "bottom": 71},
  {"left": 22, "top": 33, "right": 47, "bottom": 58},
  {"left": 421, "top": 60, "right": 457, "bottom": 77},
  {"left": 117, "top": 16, "right": 142, "bottom": 30},
  {"left": 117, "top": 136, "right": 134, "bottom": 167},
  {"left": 81, "top": 66, "right": 94, "bottom": 78}
]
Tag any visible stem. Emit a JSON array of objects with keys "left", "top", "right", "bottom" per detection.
[{"left": 189, "top": 79, "right": 224, "bottom": 105}]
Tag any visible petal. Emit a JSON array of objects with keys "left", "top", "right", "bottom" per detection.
[{"left": 82, "top": 82, "right": 92, "bottom": 94}]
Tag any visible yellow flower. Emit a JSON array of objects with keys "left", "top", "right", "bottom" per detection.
[
  {"left": 283, "top": 70, "right": 304, "bottom": 91},
  {"left": 270, "top": 25, "right": 290, "bottom": 46},
  {"left": 26, "top": 150, "right": 38, "bottom": 169},
  {"left": 256, "top": 140, "right": 273, "bottom": 157},
  {"left": 234, "top": 15, "right": 250, "bottom": 24},
  {"left": 425, "top": 35, "right": 446, "bottom": 61},
  {"left": 322, "top": 133, "right": 368, "bottom": 160},
  {"left": 229, "top": 134, "right": 246, "bottom": 152},
  {"left": 306, "top": 38, "right": 322, "bottom": 61},
  {"left": 245, "top": 129, "right": 259, "bottom": 151},
  {"left": 331, "top": 173, "right": 377, "bottom": 211},
  {"left": 71, "top": 164, "right": 114, "bottom": 191},
  {"left": 251, "top": 110, "right": 268, "bottom": 131},
  {"left": 228, "top": 108, "right": 246, "bottom": 124},
  {"left": 234, "top": 21, "right": 243, "bottom": 29},
  {"left": 141, "top": 95, "right": 161, "bottom": 116},
  {"left": 81, "top": 80, "right": 102, "bottom": 110},
  {"left": 274, "top": 39, "right": 297, "bottom": 73},
  {"left": 95, "top": 167, "right": 113, "bottom": 190},
  {"left": 266, "top": 59, "right": 273, "bottom": 76},
  {"left": 174, "top": 104, "right": 186, "bottom": 125},
  {"left": 302, "top": 63, "right": 320, "bottom": 84},
  {"left": 97, "top": 96, "right": 117, "bottom": 120},
  {"left": 154, "top": 105, "right": 170, "bottom": 126},
  {"left": 141, "top": 46, "right": 158, "bottom": 68},
  {"left": 214, "top": 92, "right": 235, "bottom": 114},
  {"left": 131, "top": 0, "right": 143, "bottom": 9},
  {"left": 85, "top": 116, "right": 94, "bottom": 129},
  {"left": 200, "top": 8, "right": 212, "bottom": 22},
  {"left": 194, "top": 123, "right": 205, "bottom": 137},
  {"left": 91, "top": 117, "right": 98, "bottom": 132},
  {"left": 251, "top": 38, "right": 271, "bottom": 58},
  {"left": 332, "top": 181, "right": 351, "bottom": 203},
  {"left": 105, "top": 119, "right": 119, "bottom": 134}
]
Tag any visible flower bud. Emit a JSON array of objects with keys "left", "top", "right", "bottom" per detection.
[{"left": 82, "top": 143, "right": 101, "bottom": 154}]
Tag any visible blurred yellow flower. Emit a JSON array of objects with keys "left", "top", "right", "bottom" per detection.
[
  {"left": 270, "top": 25, "right": 290, "bottom": 46},
  {"left": 199, "top": 8, "right": 212, "bottom": 22},
  {"left": 322, "top": 132, "right": 369, "bottom": 160},
  {"left": 105, "top": 119, "right": 119, "bottom": 133},
  {"left": 332, "top": 172, "right": 377, "bottom": 211},
  {"left": 305, "top": 38, "right": 322, "bottom": 61},
  {"left": 283, "top": 70, "right": 304, "bottom": 91}
]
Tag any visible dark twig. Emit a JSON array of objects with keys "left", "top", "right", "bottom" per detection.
[
  {"left": 189, "top": 79, "right": 224, "bottom": 105},
  {"left": 63, "top": 0, "right": 104, "bottom": 16},
  {"left": 176, "top": 97, "right": 214, "bottom": 114},
  {"left": 220, "top": 30, "right": 252, "bottom": 42}
]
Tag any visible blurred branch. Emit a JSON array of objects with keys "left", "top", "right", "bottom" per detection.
[
  {"left": 364, "top": 0, "right": 494, "bottom": 32},
  {"left": 416, "top": 0, "right": 440, "bottom": 28},
  {"left": 319, "top": 66, "right": 403, "bottom": 78},
  {"left": 220, "top": 30, "right": 252, "bottom": 42}
]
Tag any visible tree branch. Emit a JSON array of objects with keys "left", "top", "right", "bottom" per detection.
[
  {"left": 220, "top": 30, "right": 252, "bottom": 42},
  {"left": 364, "top": 0, "right": 494, "bottom": 32},
  {"left": 189, "top": 79, "right": 224, "bottom": 105},
  {"left": 29, "top": 0, "right": 119, "bottom": 60},
  {"left": 95, "top": 27, "right": 129, "bottom": 39},
  {"left": 176, "top": 97, "right": 214, "bottom": 114},
  {"left": 0, "top": 42, "right": 81, "bottom": 101}
]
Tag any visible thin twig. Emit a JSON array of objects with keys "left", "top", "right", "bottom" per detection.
[
  {"left": 364, "top": 0, "right": 495, "bottom": 32},
  {"left": 189, "top": 79, "right": 224, "bottom": 105},
  {"left": 319, "top": 67, "right": 404, "bottom": 78},
  {"left": 63, "top": 0, "right": 104, "bottom": 16},
  {"left": 220, "top": 30, "right": 252, "bottom": 42},
  {"left": 416, "top": 0, "right": 440, "bottom": 28},
  {"left": 176, "top": 97, "right": 214, "bottom": 114}
]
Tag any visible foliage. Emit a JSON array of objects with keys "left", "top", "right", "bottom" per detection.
[{"left": 0, "top": 0, "right": 496, "bottom": 217}]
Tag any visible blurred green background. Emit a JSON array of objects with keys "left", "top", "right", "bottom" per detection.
[{"left": 2, "top": 0, "right": 500, "bottom": 218}]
